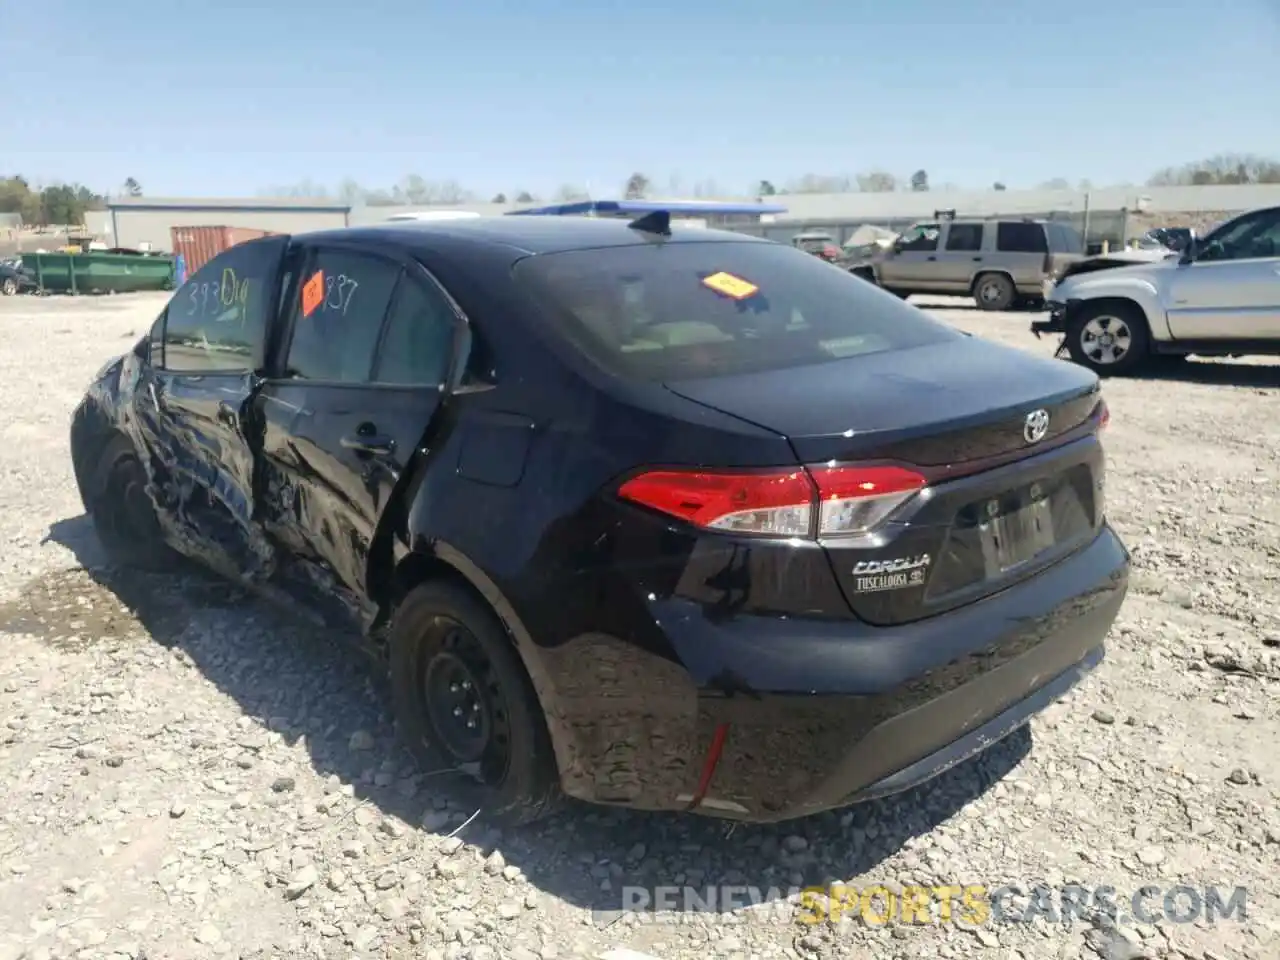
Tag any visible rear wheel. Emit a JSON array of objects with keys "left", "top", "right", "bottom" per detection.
[
  {"left": 1, "top": 277, "right": 17, "bottom": 296},
  {"left": 86, "top": 434, "right": 175, "bottom": 570},
  {"left": 389, "top": 581, "right": 561, "bottom": 825},
  {"left": 1065, "top": 302, "right": 1150, "bottom": 376},
  {"left": 973, "top": 273, "right": 1015, "bottom": 311}
]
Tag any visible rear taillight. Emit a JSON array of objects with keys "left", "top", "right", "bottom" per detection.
[
  {"left": 1097, "top": 398, "right": 1110, "bottom": 430},
  {"left": 617, "top": 464, "right": 927, "bottom": 539}
]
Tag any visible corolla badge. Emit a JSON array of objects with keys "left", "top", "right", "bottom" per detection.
[
  {"left": 1023, "top": 409, "right": 1050, "bottom": 444},
  {"left": 852, "top": 554, "right": 931, "bottom": 593}
]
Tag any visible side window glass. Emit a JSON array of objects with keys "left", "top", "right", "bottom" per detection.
[
  {"left": 1199, "top": 211, "right": 1280, "bottom": 262},
  {"left": 163, "top": 244, "right": 277, "bottom": 373},
  {"left": 944, "top": 223, "right": 983, "bottom": 252},
  {"left": 897, "top": 224, "right": 939, "bottom": 252},
  {"left": 996, "top": 222, "right": 1049, "bottom": 253},
  {"left": 372, "top": 277, "right": 458, "bottom": 386},
  {"left": 284, "top": 251, "right": 400, "bottom": 382}
]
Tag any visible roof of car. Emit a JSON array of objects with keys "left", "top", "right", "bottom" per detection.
[{"left": 300, "top": 216, "right": 769, "bottom": 256}]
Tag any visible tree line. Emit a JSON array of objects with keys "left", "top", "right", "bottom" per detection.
[
  {"left": 5, "top": 155, "right": 1279, "bottom": 227},
  {"left": 0, "top": 176, "right": 143, "bottom": 227},
  {"left": 271, "top": 155, "right": 1280, "bottom": 207}
]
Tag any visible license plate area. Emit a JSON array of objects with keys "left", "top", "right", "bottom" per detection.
[
  {"left": 977, "top": 487, "right": 1057, "bottom": 575},
  {"left": 925, "top": 469, "right": 1095, "bottom": 601}
]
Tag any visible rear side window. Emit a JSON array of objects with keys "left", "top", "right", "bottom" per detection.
[
  {"left": 284, "top": 251, "right": 400, "bottom": 382},
  {"left": 996, "top": 222, "right": 1049, "bottom": 253},
  {"left": 944, "top": 223, "right": 984, "bottom": 252},
  {"left": 371, "top": 278, "right": 457, "bottom": 385},
  {"left": 513, "top": 240, "right": 962, "bottom": 381}
]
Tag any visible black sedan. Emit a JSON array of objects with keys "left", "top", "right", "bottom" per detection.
[
  {"left": 70, "top": 214, "right": 1128, "bottom": 824},
  {"left": 1, "top": 260, "right": 36, "bottom": 296}
]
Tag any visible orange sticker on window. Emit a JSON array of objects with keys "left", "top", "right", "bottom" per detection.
[
  {"left": 701, "top": 271, "right": 758, "bottom": 300},
  {"left": 301, "top": 270, "right": 325, "bottom": 317}
]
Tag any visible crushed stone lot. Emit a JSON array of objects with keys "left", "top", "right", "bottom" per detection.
[{"left": 1, "top": 291, "right": 1277, "bottom": 960}]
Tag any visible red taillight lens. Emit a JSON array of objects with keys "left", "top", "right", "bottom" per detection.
[
  {"left": 617, "top": 464, "right": 926, "bottom": 539},
  {"left": 1097, "top": 399, "right": 1110, "bottom": 430}
]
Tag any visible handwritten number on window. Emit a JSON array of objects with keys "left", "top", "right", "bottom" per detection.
[{"left": 316, "top": 272, "right": 359, "bottom": 316}]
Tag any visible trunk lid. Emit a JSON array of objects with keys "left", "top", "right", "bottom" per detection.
[
  {"left": 665, "top": 337, "right": 1107, "bottom": 625},
  {"left": 665, "top": 337, "right": 1099, "bottom": 466}
]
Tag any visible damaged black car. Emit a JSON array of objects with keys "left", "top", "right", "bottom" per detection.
[{"left": 71, "top": 216, "right": 1128, "bottom": 824}]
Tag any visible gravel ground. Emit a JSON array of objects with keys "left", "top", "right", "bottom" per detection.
[{"left": 1, "top": 292, "right": 1277, "bottom": 960}]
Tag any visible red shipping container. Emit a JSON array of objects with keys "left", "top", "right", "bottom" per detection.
[{"left": 170, "top": 225, "right": 277, "bottom": 277}]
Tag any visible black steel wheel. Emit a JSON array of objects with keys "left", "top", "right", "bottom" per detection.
[
  {"left": 420, "top": 623, "right": 510, "bottom": 776},
  {"left": 389, "top": 580, "right": 561, "bottom": 825}
]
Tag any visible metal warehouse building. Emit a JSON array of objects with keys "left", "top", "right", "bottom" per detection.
[
  {"left": 105, "top": 197, "right": 351, "bottom": 252},
  {"left": 100, "top": 183, "right": 1280, "bottom": 254}
]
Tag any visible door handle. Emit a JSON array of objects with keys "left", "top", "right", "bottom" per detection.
[
  {"left": 341, "top": 427, "right": 396, "bottom": 457},
  {"left": 972, "top": 256, "right": 983, "bottom": 262},
  {"left": 926, "top": 256, "right": 937, "bottom": 261}
]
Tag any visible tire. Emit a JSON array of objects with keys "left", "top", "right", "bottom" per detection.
[
  {"left": 973, "top": 273, "right": 1016, "bottom": 311},
  {"left": 86, "top": 434, "right": 176, "bottom": 570},
  {"left": 389, "top": 581, "right": 562, "bottom": 826},
  {"left": 849, "top": 268, "right": 877, "bottom": 285},
  {"left": 1065, "top": 302, "right": 1150, "bottom": 377},
  {"left": 1, "top": 277, "right": 17, "bottom": 296}
]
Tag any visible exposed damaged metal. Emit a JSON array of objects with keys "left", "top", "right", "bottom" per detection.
[{"left": 68, "top": 231, "right": 455, "bottom": 653}]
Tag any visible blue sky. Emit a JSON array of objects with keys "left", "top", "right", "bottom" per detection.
[{"left": 6, "top": 0, "right": 1279, "bottom": 199}]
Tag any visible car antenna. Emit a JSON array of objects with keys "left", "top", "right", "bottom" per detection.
[{"left": 628, "top": 209, "right": 672, "bottom": 236}]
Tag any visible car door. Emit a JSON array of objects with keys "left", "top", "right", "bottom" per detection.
[
  {"left": 993, "top": 221, "right": 1048, "bottom": 292},
  {"left": 1164, "top": 208, "right": 1280, "bottom": 340},
  {"left": 253, "top": 242, "right": 461, "bottom": 628},
  {"left": 879, "top": 223, "right": 942, "bottom": 290},
  {"left": 932, "top": 221, "right": 986, "bottom": 292},
  {"left": 134, "top": 236, "right": 289, "bottom": 575}
]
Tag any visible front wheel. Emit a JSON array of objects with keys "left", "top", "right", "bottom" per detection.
[
  {"left": 86, "top": 434, "right": 176, "bottom": 570},
  {"left": 1065, "top": 303, "right": 1150, "bottom": 376},
  {"left": 389, "top": 581, "right": 562, "bottom": 826},
  {"left": 1, "top": 277, "right": 17, "bottom": 296}
]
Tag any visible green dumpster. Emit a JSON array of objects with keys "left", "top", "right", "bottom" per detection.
[{"left": 19, "top": 252, "right": 176, "bottom": 295}]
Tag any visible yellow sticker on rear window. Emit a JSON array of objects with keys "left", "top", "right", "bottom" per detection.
[{"left": 701, "top": 271, "right": 758, "bottom": 300}]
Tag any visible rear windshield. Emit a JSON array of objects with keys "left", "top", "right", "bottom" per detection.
[{"left": 512, "top": 240, "right": 961, "bottom": 381}]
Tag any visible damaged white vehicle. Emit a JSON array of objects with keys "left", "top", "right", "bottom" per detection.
[{"left": 1033, "top": 206, "right": 1280, "bottom": 375}]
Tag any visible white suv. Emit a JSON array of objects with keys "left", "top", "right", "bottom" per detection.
[{"left": 1034, "top": 205, "right": 1280, "bottom": 375}]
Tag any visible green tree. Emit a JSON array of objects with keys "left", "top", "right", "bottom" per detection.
[
  {"left": 756, "top": 179, "right": 777, "bottom": 196},
  {"left": 123, "top": 177, "right": 142, "bottom": 197},
  {"left": 515, "top": 190, "right": 535, "bottom": 203},
  {"left": 491, "top": 192, "right": 508, "bottom": 203},
  {"left": 910, "top": 169, "right": 929, "bottom": 191}
]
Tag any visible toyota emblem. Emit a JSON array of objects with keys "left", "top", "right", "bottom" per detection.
[{"left": 1023, "top": 409, "right": 1050, "bottom": 444}]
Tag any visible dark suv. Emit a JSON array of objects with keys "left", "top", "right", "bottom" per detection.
[{"left": 72, "top": 216, "right": 1127, "bottom": 824}]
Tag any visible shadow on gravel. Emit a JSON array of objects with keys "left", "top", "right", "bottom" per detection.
[
  {"left": 1134, "top": 359, "right": 1280, "bottom": 388},
  {"left": 27, "top": 513, "right": 1032, "bottom": 917}
]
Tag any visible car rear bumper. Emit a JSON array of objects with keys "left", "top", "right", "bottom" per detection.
[{"left": 538, "top": 523, "right": 1128, "bottom": 821}]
